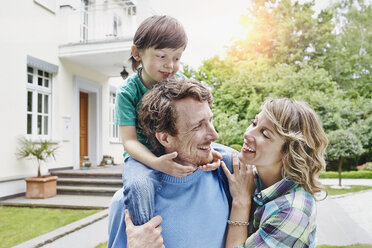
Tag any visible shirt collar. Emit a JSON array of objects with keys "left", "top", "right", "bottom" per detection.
[{"left": 253, "top": 174, "right": 298, "bottom": 206}]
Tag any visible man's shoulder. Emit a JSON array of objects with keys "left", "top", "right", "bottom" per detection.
[{"left": 212, "top": 143, "right": 236, "bottom": 157}]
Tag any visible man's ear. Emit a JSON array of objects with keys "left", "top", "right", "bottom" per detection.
[
  {"left": 131, "top": 45, "right": 141, "bottom": 61},
  {"left": 155, "top": 131, "right": 172, "bottom": 148}
]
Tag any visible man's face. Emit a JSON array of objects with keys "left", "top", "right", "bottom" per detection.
[{"left": 167, "top": 97, "right": 219, "bottom": 166}]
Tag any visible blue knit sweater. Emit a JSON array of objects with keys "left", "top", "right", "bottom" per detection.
[{"left": 108, "top": 143, "right": 234, "bottom": 248}]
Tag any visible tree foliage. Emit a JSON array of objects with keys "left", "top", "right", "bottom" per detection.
[{"left": 188, "top": 0, "right": 372, "bottom": 168}]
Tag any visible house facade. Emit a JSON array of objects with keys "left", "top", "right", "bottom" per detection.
[{"left": 0, "top": 0, "right": 154, "bottom": 198}]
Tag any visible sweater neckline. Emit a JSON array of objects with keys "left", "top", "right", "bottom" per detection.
[{"left": 161, "top": 169, "right": 203, "bottom": 183}]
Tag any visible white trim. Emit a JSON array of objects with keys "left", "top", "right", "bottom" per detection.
[{"left": 73, "top": 77, "right": 102, "bottom": 169}]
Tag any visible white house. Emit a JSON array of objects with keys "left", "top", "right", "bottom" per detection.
[{"left": 0, "top": 0, "right": 154, "bottom": 199}]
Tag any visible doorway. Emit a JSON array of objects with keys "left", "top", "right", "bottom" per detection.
[
  {"left": 80, "top": 92, "right": 89, "bottom": 166},
  {"left": 74, "top": 76, "right": 102, "bottom": 170}
]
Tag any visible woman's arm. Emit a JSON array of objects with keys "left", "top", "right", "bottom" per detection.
[{"left": 221, "top": 152, "right": 256, "bottom": 248}]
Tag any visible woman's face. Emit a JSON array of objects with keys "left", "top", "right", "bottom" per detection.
[{"left": 239, "top": 112, "right": 285, "bottom": 170}]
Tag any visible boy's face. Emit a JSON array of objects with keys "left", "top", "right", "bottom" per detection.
[{"left": 132, "top": 46, "right": 184, "bottom": 86}]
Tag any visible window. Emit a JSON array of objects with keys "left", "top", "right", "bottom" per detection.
[
  {"left": 26, "top": 66, "right": 52, "bottom": 139},
  {"left": 109, "top": 91, "right": 120, "bottom": 141}
]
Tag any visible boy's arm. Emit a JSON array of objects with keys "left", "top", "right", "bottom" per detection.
[{"left": 120, "top": 126, "right": 195, "bottom": 177}]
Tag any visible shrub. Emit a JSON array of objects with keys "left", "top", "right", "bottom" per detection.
[
  {"left": 357, "top": 162, "right": 372, "bottom": 171},
  {"left": 320, "top": 170, "right": 372, "bottom": 179},
  {"left": 229, "top": 144, "right": 242, "bottom": 152}
]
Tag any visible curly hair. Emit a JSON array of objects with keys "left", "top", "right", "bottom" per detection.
[
  {"left": 261, "top": 98, "right": 328, "bottom": 199},
  {"left": 139, "top": 78, "right": 213, "bottom": 154},
  {"left": 129, "top": 15, "right": 188, "bottom": 71}
]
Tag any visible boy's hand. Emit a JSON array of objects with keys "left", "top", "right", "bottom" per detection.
[
  {"left": 155, "top": 152, "right": 196, "bottom": 177},
  {"left": 198, "top": 149, "right": 222, "bottom": 171}
]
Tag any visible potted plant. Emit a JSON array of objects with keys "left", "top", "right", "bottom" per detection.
[
  {"left": 16, "top": 137, "right": 59, "bottom": 199},
  {"left": 82, "top": 156, "right": 91, "bottom": 169}
]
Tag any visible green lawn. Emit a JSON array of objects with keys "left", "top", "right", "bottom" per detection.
[
  {"left": 325, "top": 185, "right": 372, "bottom": 196},
  {"left": 317, "top": 245, "right": 372, "bottom": 248},
  {"left": 0, "top": 206, "right": 100, "bottom": 248},
  {"left": 96, "top": 241, "right": 108, "bottom": 248}
]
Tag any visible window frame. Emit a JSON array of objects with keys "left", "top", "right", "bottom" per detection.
[
  {"left": 109, "top": 88, "right": 120, "bottom": 143},
  {"left": 26, "top": 66, "right": 53, "bottom": 140}
]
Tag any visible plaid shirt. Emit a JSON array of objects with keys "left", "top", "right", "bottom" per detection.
[{"left": 237, "top": 176, "right": 317, "bottom": 248}]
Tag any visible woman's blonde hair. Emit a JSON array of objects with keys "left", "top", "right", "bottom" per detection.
[{"left": 261, "top": 98, "right": 328, "bottom": 199}]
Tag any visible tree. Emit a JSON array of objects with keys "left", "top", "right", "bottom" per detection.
[
  {"left": 227, "top": 0, "right": 335, "bottom": 67},
  {"left": 326, "top": 130, "right": 364, "bottom": 186},
  {"left": 323, "top": 0, "right": 372, "bottom": 98}
]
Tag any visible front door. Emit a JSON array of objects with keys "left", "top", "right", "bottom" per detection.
[{"left": 80, "top": 92, "right": 88, "bottom": 166}]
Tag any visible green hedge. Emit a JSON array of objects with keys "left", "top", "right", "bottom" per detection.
[{"left": 320, "top": 171, "right": 372, "bottom": 179}]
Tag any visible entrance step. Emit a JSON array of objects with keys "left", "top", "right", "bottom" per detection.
[
  {"left": 51, "top": 165, "right": 123, "bottom": 197},
  {"left": 57, "top": 186, "right": 120, "bottom": 196}
]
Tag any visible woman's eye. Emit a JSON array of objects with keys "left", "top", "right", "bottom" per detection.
[
  {"left": 262, "top": 130, "right": 269, "bottom": 139},
  {"left": 251, "top": 119, "right": 257, "bottom": 126}
]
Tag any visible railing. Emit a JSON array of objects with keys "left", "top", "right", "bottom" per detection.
[{"left": 59, "top": 4, "right": 137, "bottom": 45}]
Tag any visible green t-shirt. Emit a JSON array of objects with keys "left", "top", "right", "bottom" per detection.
[
  {"left": 114, "top": 71, "right": 152, "bottom": 160},
  {"left": 115, "top": 71, "right": 185, "bottom": 160}
]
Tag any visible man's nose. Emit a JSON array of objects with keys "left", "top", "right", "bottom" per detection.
[{"left": 207, "top": 123, "right": 219, "bottom": 141}]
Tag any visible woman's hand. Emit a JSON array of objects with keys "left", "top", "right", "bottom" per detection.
[{"left": 221, "top": 152, "right": 255, "bottom": 204}]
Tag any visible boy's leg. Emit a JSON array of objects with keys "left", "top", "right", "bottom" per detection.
[{"left": 122, "top": 157, "right": 161, "bottom": 225}]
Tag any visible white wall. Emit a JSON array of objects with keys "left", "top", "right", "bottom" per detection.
[
  {"left": 0, "top": 1, "right": 60, "bottom": 178},
  {"left": 0, "top": 1, "right": 124, "bottom": 183}
]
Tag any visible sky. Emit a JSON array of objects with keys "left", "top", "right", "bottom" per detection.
[
  {"left": 148, "top": 0, "right": 330, "bottom": 69},
  {"left": 148, "top": 0, "right": 252, "bottom": 68}
]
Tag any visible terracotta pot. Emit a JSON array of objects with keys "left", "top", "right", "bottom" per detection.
[{"left": 25, "top": 176, "right": 58, "bottom": 199}]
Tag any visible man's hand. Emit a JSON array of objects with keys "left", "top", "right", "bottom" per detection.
[
  {"left": 125, "top": 210, "right": 165, "bottom": 248},
  {"left": 198, "top": 149, "right": 222, "bottom": 171},
  {"left": 155, "top": 152, "right": 196, "bottom": 177}
]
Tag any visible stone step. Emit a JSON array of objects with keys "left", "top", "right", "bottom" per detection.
[
  {"left": 57, "top": 186, "right": 120, "bottom": 196},
  {"left": 51, "top": 170, "right": 122, "bottom": 179},
  {"left": 57, "top": 178, "right": 123, "bottom": 188}
]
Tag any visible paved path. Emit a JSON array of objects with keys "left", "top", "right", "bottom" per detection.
[{"left": 316, "top": 179, "right": 372, "bottom": 245}]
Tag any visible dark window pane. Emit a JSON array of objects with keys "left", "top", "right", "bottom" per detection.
[
  {"left": 37, "top": 115, "right": 42, "bottom": 134},
  {"left": 38, "top": 70, "right": 43, "bottom": 76},
  {"left": 27, "top": 67, "right": 33, "bottom": 73},
  {"left": 45, "top": 72, "right": 49, "bottom": 77},
  {"left": 38, "top": 77, "right": 43, "bottom": 86},
  {"left": 38, "top": 94, "right": 42, "bottom": 113},
  {"left": 27, "top": 91, "right": 33, "bottom": 111},
  {"left": 27, "top": 114, "right": 32, "bottom": 134},
  {"left": 44, "top": 79, "right": 49, "bottom": 87},
  {"left": 44, "top": 116, "right": 48, "bottom": 135},
  {"left": 27, "top": 74, "right": 33, "bottom": 84},
  {"left": 44, "top": 95, "right": 48, "bottom": 113}
]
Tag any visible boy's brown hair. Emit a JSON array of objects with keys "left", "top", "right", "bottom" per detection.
[{"left": 130, "top": 15, "right": 188, "bottom": 71}]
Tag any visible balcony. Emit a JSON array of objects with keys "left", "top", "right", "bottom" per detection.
[{"left": 58, "top": 2, "right": 137, "bottom": 77}]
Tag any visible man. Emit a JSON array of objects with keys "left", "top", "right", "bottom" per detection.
[{"left": 108, "top": 78, "right": 234, "bottom": 248}]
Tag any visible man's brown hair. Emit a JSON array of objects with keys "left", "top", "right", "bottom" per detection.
[{"left": 139, "top": 78, "right": 213, "bottom": 154}]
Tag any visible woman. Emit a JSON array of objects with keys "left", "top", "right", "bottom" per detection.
[{"left": 221, "top": 98, "right": 328, "bottom": 248}]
